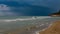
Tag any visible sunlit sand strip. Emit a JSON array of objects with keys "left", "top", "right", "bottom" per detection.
[
  {"left": 37, "top": 20, "right": 57, "bottom": 34},
  {"left": 39, "top": 20, "right": 60, "bottom": 34},
  {"left": 39, "top": 22, "right": 53, "bottom": 34},
  {"left": 32, "top": 23, "right": 51, "bottom": 34}
]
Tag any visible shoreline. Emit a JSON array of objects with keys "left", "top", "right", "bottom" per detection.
[{"left": 39, "top": 20, "right": 60, "bottom": 34}]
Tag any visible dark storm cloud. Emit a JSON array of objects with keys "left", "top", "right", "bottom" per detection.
[
  {"left": 8, "top": 0, "right": 60, "bottom": 8},
  {"left": 0, "top": 0, "right": 60, "bottom": 9},
  {"left": 0, "top": 0, "right": 60, "bottom": 16}
]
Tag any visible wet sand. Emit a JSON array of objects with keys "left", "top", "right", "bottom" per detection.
[
  {"left": 40, "top": 20, "right": 60, "bottom": 34},
  {"left": 3, "top": 25, "right": 39, "bottom": 34}
]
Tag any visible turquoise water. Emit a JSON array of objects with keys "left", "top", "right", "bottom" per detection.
[{"left": 0, "top": 16, "right": 60, "bottom": 34}]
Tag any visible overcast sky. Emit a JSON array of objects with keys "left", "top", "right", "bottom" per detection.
[
  {"left": 0, "top": 0, "right": 59, "bottom": 9},
  {"left": 0, "top": 0, "right": 60, "bottom": 16}
]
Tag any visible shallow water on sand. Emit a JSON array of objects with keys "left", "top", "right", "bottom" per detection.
[{"left": 0, "top": 16, "right": 60, "bottom": 34}]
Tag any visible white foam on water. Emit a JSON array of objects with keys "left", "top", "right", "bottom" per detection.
[
  {"left": 0, "top": 16, "right": 51, "bottom": 22},
  {"left": 34, "top": 31, "right": 39, "bottom": 34},
  {"left": 40, "top": 24, "right": 44, "bottom": 26},
  {"left": 0, "top": 17, "right": 36, "bottom": 22},
  {"left": 48, "top": 23, "right": 53, "bottom": 28},
  {"left": 40, "top": 23, "right": 53, "bottom": 32}
]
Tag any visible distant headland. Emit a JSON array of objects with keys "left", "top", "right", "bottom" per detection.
[{"left": 49, "top": 10, "right": 60, "bottom": 16}]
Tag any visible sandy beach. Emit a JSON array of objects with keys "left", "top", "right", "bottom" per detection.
[
  {"left": 40, "top": 20, "right": 60, "bottom": 34},
  {"left": 0, "top": 16, "right": 60, "bottom": 34}
]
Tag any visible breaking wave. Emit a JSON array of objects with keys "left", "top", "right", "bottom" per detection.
[{"left": 0, "top": 16, "right": 51, "bottom": 22}]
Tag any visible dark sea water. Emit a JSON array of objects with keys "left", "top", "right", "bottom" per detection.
[{"left": 0, "top": 16, "right": 60, "bottom": 34}]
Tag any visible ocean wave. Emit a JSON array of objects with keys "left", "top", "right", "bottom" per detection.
[
  {"left": 0, "top": 16, "right": 51, "bottom": 22},
  {"left": 0, "top": 17, "right": 35, "bottom": 22}
]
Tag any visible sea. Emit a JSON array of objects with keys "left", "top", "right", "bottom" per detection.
[{"left": 0, "top": 16, "right": 60, "bottom": 34}]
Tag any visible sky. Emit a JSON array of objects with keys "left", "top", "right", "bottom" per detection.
[{"left": 0, "top": 0, "right": 60, "bottom": 16}]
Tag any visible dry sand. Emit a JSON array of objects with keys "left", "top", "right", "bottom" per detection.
[{"left": 40, "top": 20, "right": 60, "bottom": 34}]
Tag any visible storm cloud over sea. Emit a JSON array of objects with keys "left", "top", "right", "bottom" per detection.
[{"left": 0, "top": 0, "right": 60, "bottom": 16}]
